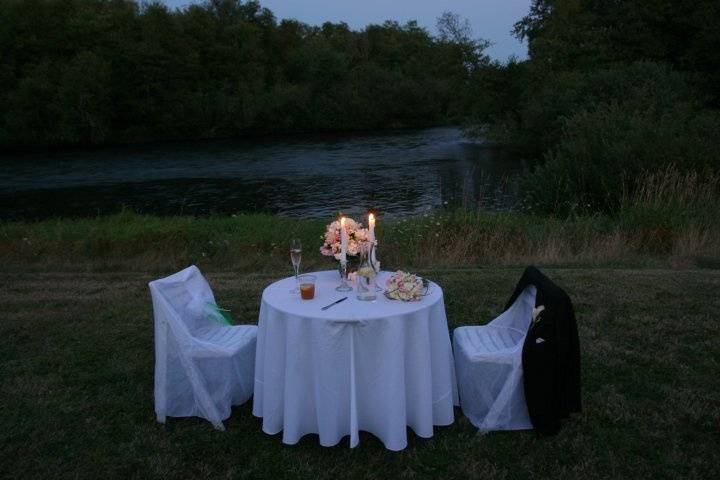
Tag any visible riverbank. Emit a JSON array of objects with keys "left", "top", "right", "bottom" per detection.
[
  {"left": 1, "top": 207, "right": 719, "bottom": 273},
  {"left": 1, "top": 268, "right": 718, "bottom": 479}
]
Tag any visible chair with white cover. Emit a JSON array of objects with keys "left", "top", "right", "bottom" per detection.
[
  {"left": 149, "top": 265, "right": 256, "bottom": 430},
  {"left": 453, "top": 285, "right": 537, "bottom": 432}
]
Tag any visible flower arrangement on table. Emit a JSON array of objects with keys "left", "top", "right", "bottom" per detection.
[
  {"left": 321, "top": 214, "right": 380, "bottom": 293},
  {"left": 320, "top": 217, "right": 370, "bottom": 261},
  {"left": 384, "top": 271, "right": 430, "bottom": 301}
]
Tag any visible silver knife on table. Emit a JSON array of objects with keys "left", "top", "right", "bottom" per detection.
[{"left": 321, "top": 297, "right": 348, "bottom": 310}]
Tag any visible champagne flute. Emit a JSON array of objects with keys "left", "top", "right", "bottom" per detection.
[{"left": 290, "top": 238, "right": 302, "bottom": 293}]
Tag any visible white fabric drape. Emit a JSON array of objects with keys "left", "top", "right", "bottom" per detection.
[
  {"left": 453, "top": 285, "right": 536, "bottom": 432},
  {"left": 252, "top": 270, "right": 458, "bottom": 451},
  {"left": 150, "top": 265, "right": 257, "bottom": 430}
]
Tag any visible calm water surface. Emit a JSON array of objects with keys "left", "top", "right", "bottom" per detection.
[{"left": 0, "top": 127, "right": 524, "bottom": 220}]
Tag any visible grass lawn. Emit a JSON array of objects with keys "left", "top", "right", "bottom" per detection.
[{"left": 1, "top": 267, "right": 719, "bottom": 479}]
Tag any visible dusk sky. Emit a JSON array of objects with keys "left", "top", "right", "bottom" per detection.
[{"left": 161, "top": 0, "right": 530, "bottom": 60}]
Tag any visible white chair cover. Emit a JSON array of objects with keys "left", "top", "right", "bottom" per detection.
[
  {"left": 149, "top": 265, "right": 257, "bottom": 430},
  {"left": 453, "top": 285, "right": 536, "bottom": 432}
]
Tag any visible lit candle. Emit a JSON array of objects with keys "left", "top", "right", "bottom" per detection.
[
  {"left": 368, "top": 213, "right": 376, "bottom": 244},
  {"left": 340, "top": 216, "right": 348, "bottom": 264},
  {"left": 368, "top": 213, "right": 379, "bottom": 273}
]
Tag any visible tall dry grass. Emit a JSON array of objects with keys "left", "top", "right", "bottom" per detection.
[
  {"left": 619, "top": 166, "right": 720, "bottom": 258},
  {"left": 384, "top": 167, "right": 720, "bottom": 269},
  {"left": 626, "top": 165, "right": 719, "bottom": 208}
]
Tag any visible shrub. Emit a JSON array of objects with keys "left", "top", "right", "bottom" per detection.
[
  {"left": 497, "top": 61, "right": 696, "bottom": 158},
  {"left": 522, "top": 99, "right": 720, "bottom": 216}
]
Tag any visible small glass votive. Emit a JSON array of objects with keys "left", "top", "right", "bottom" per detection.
[
  {"left": 336, "top": 261, "right": 353, "bottom": 292},
  {"left": 356, "top": 270, "right": 377, "bottom": 301},
  {"left": 298, "top": 274, "right": 317, "bottom": 300}
]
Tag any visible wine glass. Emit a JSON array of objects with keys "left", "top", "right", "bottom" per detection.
[{"left": 290, "top": 238, "right": 302, "bottom": 293}]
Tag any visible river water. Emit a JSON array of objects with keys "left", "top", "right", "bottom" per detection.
[{"left": 0, "top": 127, "right": 524, "bottom": 220}]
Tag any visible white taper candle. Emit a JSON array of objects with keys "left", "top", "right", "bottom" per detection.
[
  {"left": 368, "top": 213, "right": 376, "bottom": 244},
  {"left": 340, "top": 216, "right": 348, "bottom": 264}
]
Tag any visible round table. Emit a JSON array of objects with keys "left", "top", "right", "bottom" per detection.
[{"left": 252, "top": 270, "right": 458, "bottom": 451}]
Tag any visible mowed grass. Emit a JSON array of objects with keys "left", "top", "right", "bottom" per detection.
[{"left": 1, "top": 268, "right": 719, "bottom": 479}]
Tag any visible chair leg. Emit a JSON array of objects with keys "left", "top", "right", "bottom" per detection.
[
  {"left": 480, "top": 369, "right": 522, "bottom": 432},
  {"left": 176, "top": 352, "right": 226, "bottom": 430}
]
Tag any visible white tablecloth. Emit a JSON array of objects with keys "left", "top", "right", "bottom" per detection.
[{"left": 252, "top": 270, "right": 458, "bottom": 451}]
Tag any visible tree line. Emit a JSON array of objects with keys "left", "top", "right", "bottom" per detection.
[{"left": 0, "top": 0, "right": 488, "bottom": 147}]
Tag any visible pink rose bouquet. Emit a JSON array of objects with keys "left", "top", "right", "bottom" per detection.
[{"left": 320, "top": 217, "right": 370, "bottom": 260}]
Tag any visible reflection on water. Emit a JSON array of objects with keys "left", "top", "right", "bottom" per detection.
[{"left": 0, "top": 127, "right": 525, "bottom": 220}]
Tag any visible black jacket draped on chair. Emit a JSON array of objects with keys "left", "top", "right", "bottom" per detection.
[{"left": 504, "top": 266, "right": 582, "bottom": 435}]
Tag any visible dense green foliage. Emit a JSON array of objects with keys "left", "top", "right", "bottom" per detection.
[
  {"left": 472, "top": 0, "right": 720, "bottom": 215},
  {"left": 515, "top": 62, "right": 720, "bottom": 214},
  {"left": 493, "top": 62, "right": 700, "bottom": 158},
  {"left": 0, "top": 0, "right": 487, "bottom": 147},
  {"left": 513, "top": 0, "right": 720, "bottom": 104}
]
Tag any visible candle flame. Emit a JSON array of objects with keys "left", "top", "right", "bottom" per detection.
[
  {"left": 368, "top": 213, "right": 375, "bottom": 222},
  {"left": 340, "top": 216, "right": 346, "bottom": 226}
]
